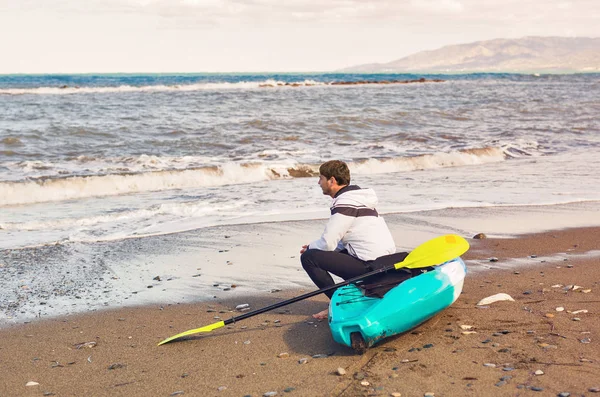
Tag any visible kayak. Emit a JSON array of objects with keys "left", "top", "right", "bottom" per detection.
[{"left": 328, "top": 257, "right": 467, "bottom": 353}]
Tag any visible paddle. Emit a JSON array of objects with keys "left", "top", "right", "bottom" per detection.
[{"left": 157, "top": 234, "right": 469, "bottom": 346}]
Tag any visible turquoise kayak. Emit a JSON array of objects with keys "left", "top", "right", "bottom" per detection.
[{"left": 329, "top": 257, "right": 467, "bottom": 353}]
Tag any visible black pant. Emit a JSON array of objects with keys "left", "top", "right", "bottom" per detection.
[
  {"left": 300, "top": 249, "right": 370, "bottom": 299},
  {"left": 300, "top": 249, "right": 409, "bottom": 299}
]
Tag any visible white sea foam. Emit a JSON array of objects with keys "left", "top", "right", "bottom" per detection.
[
  {"left": 0, "top": 200, "right": 249, "bottom": 233},
  {"left": 500, "top": 139, "right": 545, "bottom": 157},
  {"left": 0, "top": 80, "right": 329, "bottom": 95}
]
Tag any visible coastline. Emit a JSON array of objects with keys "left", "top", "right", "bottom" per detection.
[
  {"left": 2, "top": 201, "right": 600, "bottom": 327},
  {"left": 2, "top": 222, "right": 600, "bottom": 395}
]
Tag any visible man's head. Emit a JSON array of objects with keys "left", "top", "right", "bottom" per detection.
[{"left": 318, "top": 160, "right": 350, "bottom": 197}]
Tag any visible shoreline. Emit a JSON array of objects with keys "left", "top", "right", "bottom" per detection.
[
  {"left": 1, "top": 226, "right": 600, "bottom": 396},
  {"left": 2, "top": 201, "right": 600, "bottom": 328}
]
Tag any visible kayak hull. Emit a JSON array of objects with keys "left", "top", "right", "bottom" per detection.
[{"left": 328, "top": 257, "right": 467, "bottom": 349}]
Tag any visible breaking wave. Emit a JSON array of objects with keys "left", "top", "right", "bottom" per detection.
[
  {"left": 0, "top": 80, "right": 324, "bottom": 95},
  {"left": 1, "top": 147, "right": 505, "bottom": 206},
  {"left": 0, "top": 78, "right": 445, "bottom": 96}
]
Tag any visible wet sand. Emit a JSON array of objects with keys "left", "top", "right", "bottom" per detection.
[
  {"left": 2, "top": 226, "right": 599, "bottom": 396},
  {"left": 3, "top": 201, "right": 600, "bottom": 327}
]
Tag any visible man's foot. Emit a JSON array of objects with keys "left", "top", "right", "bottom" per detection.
[{"left": 312, "top": 309, "right": 329, "bottom": 320}]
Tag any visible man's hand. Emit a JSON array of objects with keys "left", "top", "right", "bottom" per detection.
[{"left": 300, "top": 244, "right": 309, "bottom": 254}]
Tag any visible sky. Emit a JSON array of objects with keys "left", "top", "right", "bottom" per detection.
[{"left": 1, "top": 0, "right": 599, "bottom": 73}]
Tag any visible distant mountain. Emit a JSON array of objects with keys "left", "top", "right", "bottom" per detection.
[{"left": 342, "top": 37, "right": 600, "bottom": 73}]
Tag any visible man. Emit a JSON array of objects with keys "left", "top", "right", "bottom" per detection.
[{"left": 300, "top": 160, "right": 397, "bottom": 319}]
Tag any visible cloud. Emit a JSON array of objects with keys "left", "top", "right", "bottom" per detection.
[
  {"left": 8, "top": 0, "right": 599, "bottom": 29},
  {"left": 24, "top": 0, "right": 468, "bottom": 25},
  {"left": 411, "top": 0, "right": 464, "bottom": 12}
]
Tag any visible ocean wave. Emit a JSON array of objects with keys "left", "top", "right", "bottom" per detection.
[
  {"left": 349, "top": 147, "right": 505, "bottom": 174},
  {"left": 0, "top": 147, "right": 506, "bottom": 206},
  {"left": 0, "top": 80, "right": 323, "bottom": 95},
  {"left": 0, "top": 78, "right": 445, "bottom": 96},
  {"left": 500, "top": 139, "right": 544, "bottom": 157}
]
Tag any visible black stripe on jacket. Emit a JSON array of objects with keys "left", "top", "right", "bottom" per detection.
[{"left": 331, "top": 206, "right": 379, "bottom": 217}]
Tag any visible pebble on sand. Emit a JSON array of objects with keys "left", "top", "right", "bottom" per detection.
[
  {"left": 569, "top": 309, "right": 588, "bottom": 314},
  {"left": 74, "top": 341, "right": 97, "bottom": 349},
  {"left": 477, "top": 293, "right": 515, "bottom": 306},
  {"left": 336, "top": 367, "right": 346, "bottom": 376},
  {"left": 26, "top": 381, "right": 39, "bottom": 387}
]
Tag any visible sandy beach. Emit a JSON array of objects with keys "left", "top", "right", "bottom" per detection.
[
  {"left": 2, "top": 223, "right": 600, "bottom": 396},
  {"left": 2, "top": 37, "right": 600, "bottom": 397}
]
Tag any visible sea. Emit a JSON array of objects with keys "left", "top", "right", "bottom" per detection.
[
  {"left": 1, "top": 73, "right": 600, "bottom": 323},
  {"left": 2, "top": 73, "right": 600, "bottom": 249}
]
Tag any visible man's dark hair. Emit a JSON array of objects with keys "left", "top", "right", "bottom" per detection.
[{"left": 319, "top": 160, "right": 350, "bottom": 186}]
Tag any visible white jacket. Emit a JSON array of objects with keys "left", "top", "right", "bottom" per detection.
[{"left": 308, "top": 186, "right": 396, "bottom": 261}]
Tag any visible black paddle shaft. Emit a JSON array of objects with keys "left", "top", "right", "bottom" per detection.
[{"left": 223, "top": 263, "right": 399, "bottom": 326}]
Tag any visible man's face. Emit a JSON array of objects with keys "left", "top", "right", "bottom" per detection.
[{"left": 318, "top": 174, "right": 335, "bottom": 196}]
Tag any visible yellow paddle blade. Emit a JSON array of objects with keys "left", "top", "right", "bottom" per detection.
[
  {"left": 157, "top": 320, "right": 225, "bottom": 346},
  {"left": 395, "top": 234, "right": 469, "bottom": 270}
]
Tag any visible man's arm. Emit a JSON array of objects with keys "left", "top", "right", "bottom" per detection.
[{"left": 307, "top": 213, "right": 354, "bottom": 251}]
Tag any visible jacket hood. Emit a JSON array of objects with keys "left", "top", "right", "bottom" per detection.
[{"left": 332, "top": 186, "right": 379, "bottom": 209}]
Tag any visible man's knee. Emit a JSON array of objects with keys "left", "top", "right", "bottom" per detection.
[{"left": 300, "top": 249, "right": 320, "bottom": 270}]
